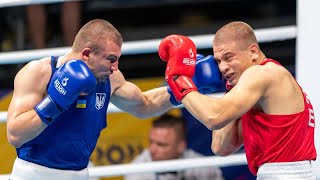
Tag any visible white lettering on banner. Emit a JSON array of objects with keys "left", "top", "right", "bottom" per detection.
[
  {"left": 183, "top": 58, "right": 196, "bottom": 66},
  {"left": 54, "top": 79, "right": 67, "bottom": 95}
]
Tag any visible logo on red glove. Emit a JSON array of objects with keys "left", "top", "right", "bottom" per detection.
[
  {"left": 189, "top": 48, "right": 194, "bottom": 58},
  {"left": 182, "top": 48, "right": 196, "bottom": 66}
]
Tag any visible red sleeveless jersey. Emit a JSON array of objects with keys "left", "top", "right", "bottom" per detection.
[{"left": 241, "top": 59, "right": 317, "bottom": 175}]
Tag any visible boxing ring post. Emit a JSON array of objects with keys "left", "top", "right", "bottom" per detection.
[{"left": 296, "top": 0, "right": 320, "bottom": 178}]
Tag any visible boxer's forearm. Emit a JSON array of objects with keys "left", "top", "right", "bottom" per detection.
[
  {"left": 211, "top": 119, "right": 243, "bottom": 156},
  {"left": 7, "top": 110, "right": 47, "bottom": 148}
]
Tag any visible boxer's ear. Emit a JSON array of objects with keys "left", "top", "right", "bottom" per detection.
[{"left": 82, "top": 48, "right": 91, "bottom": 61}]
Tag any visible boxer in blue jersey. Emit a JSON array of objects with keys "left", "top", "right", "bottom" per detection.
[{"left": 7, "top": 19, "right": 224, "bottom": 180}]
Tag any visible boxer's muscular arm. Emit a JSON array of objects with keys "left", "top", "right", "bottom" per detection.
[
  {"left": 7, "top": 59, "right": 51, "bottom": 148},
  {"left": 110, "top": 70, "right": 173, "bottom": 119},
  {"left": 182, "top": 64, "right": 268, "bottom": 130}
]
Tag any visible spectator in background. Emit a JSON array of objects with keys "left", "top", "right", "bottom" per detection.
[
  {"left": 25, "top": 1, "right": 81, "bottom": 49},
  {"left": 124, "top": 114, "right": 224, "bottom": 180}
]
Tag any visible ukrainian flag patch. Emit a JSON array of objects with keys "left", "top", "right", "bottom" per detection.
[{"left": 76, "top": 100, "right": 86, "bottom": 108}]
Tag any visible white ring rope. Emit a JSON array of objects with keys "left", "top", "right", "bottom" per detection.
[
  {"left": 0, "top": 153, "right": 247, "bottom": 179},
  {"left": 0, "top": 112, "right": 7, "bottom": 123},
  {"left": 0, "top": 25, "right": 296, "bottom": 64},
  {"left": 0, "top": 0, "right": 82, "bottom": 8},
  {"left": 89, "top": 153, "right": 247, "bottom": 178}
]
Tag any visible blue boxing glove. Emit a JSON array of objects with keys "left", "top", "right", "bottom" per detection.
[
  {"left": 192, "top": 54, "right": 225, "bottom": 94},
  {"left": 35, "top": 60, "right": 97, "bottom": 125},
  {"left": 167, "top": 86, "right": 181, "bottom": 106}
]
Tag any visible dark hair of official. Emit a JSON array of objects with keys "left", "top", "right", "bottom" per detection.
[{"left": 152, "top": 114, "right": 187, "bottom": 141}]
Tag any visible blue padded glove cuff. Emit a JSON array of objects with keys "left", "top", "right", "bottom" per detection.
[
  {"left": 167, "top": 86, "right": 181, "bottom": 106},
  {"left": 35, "top": 95, "right": 64, "bottom": 125}
]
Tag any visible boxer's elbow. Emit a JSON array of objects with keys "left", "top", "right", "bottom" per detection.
[
  {"left": 212, "top": 147, "right": 233, "bottom": 157},
  {"left": 211, "top": 138, "right": 243, "bottom": 157},
  {"left": 7, "top": 122, "right": 24, "bottom": 148},
  {"left": 198, "top": 104, "right": 230, "bottom": 130},
  {"left": 7, "top": 132, "right": 23, "bottom": 148},
  {"left": 211, "top": 143, "right": 234, "bottom": 157},
  {"left": 203, "top": 115, "right": 227, "bottom": 130}
]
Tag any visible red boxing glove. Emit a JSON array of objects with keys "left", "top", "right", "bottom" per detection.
[{"left": 158, "top": 34, "right": 198, "bottom": 102}]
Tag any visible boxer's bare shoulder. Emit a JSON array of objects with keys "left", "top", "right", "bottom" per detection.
[{"left": 14, "top": 57, "right": 52, "bottom": 94}]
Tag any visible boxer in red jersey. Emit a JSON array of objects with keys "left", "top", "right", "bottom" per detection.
[{"left": 159, "top": 21, "right": 317, "bottom": 179}]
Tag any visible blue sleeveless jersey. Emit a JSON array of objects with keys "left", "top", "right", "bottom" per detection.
[{"left": 16, "top": 56, "right": 110, "bottom": 170}]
